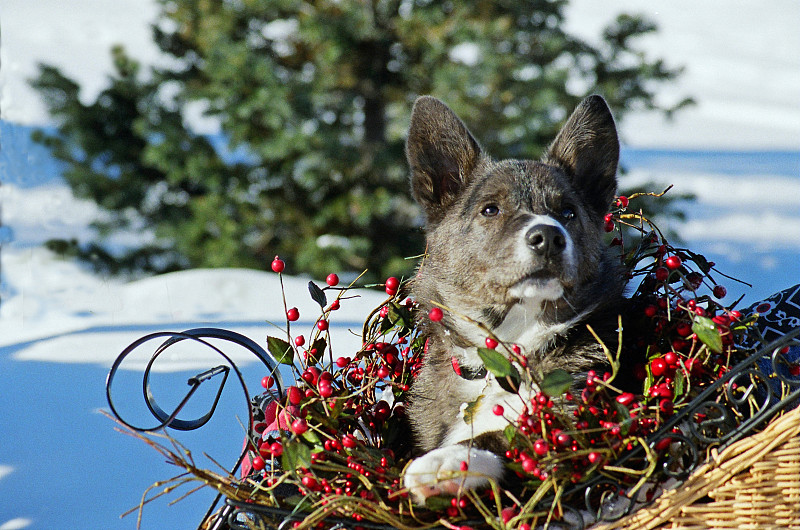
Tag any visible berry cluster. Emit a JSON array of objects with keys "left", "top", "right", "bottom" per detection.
[
  {"left": 243, "top": 194, "right": 766, "bottom": 528},
  {"left": 247, "top": 261, "right": 424, "bottom": 520}
]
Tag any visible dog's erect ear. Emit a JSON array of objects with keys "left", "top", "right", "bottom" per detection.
[
  {"left": 546, "top": 95, "right": 619, "bottom": 215},
  {"left": 407, "top": 96, "right": 482, "bottom": 224}
]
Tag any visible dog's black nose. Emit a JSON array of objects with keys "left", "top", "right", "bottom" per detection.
[{"left": 526, "top": 224, "right": 566, "bottom": 258}]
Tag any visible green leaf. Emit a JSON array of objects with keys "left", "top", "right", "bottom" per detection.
[
  {"left": 267, "top": 336, "right": 294, "bottom": 365},
  {"left": 692, "top": 315, "right": 723, "bottom": 353},
  {"left": 496, "top": 369, "right": 521, "bottom": 394},
  {"left": 643, "top": 352, "right": 654, "bottom": 398},
  {"left": 476, "top": 347, "right": 521, "bottom": 392},
  {"left": 504, "top": 424, "right": 518, "bottom": 443},
  {"left": 282, "top": 439, "right": 311, "bottom": 471},
  {"left": 613, "top": 401, "right": 632, "bottom": 436},
  {"left": 311, "top": 337, "right": 327, "bottom": 354},
  {"left": 425, "top": 496, "right": 453, "bottom": 511},
  {"left": 462, "top": 395, "right": 483, "bottom": 425},
  {"left": 281, "top": 495, "right": 307, "bottom": 508},
  {"left": 476, "top": 347, "right": 513, "bottom": 377},
  {"left": 674, "top": 367, "right": 686, "bottom": 398},
  {"left": 387, "top": 303, "right": 411, "bottom": 328},
  {"left": 308, "top": 281, "right": 327, "bottom": 308},
  {"left": 540, "top": 369, "right": 573, "bottom": 397},
  {"left": 301, "top": 430, "right": 321, "bottom": 446},
  {"left": 691, "top": 252, "right": 712, "bottom": 274}
]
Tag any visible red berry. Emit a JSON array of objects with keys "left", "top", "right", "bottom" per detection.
[
  {"left": 261, "top": 376, "right": 275, "bottom": 389},
  {"left": 665, "top": 255, "right": 682, "bottom": 270},
  {"left": 286, "top": 307, "right": 300, "bottom": 321},
  {"left": 660, "top": 398, "right": 674, "bottom": 415},
  {"left": 294, "top": 335, "right": 305, "bottom": 346},
  {"left": 684, "top": 358, "right": 703, "bottom": 376},
  {"left": 655, "top": 267, "right": 669, "bottom": 282},
  {"left": 588, "top": 452, "right": 602, "bottom": 464},
  {"left": 428, "top": 307, "right": 443, "bottom": 322},
  {"left": 291, "top": 418, "right": 308, "bottom": 435},
  {"left": 271, "top": 256, "right": 285, "bottom": 273},
  {"left": 301, "top": 475, "right": 318, "bottom": 489},
  {"left": 385, "top": 277, "right": 400, "bottom": 293},
  {"left": 616, "top": 392, "right": 635, "bottom": 407},
  {"left": 301, "top": 368, "right": 318, "bottom": 385},
  {"left": 317, "top": 319, "right": 329, "bottom": 331},
  {"left": 318, "top": 380, "right": 334, "bottom": 398},
  {"left": 533, "top": 439, "right": 549, "bottom": 456},
  {"left": 676, "top": 322, "right": 692, "bottom": 336},
  {"left": 269, "top": 442, "right": 283, "bottom": 456},
  {"left": 342, "top": 435, "right": 357, "bottom": 448},
  {"left": 459, "top": 461, "right": 469, "bottom": 471},
  {"left": 252, "top": 456, "right": 266, "bottom": 471},
  {"left": 288, "top": 386, "right": 303, "bottom": 405},
  {"left": 336, "top": 356, "right": 350, "bottom": 368},
  {"left": 644, "top": 305, "right": 658, "bottom": 317},
  {"left": 522, "top": 459, "right": 537, "bottom": 473},
  {"left": 326, "top": 273, "right": 339, "bottom": 286},
  {"left": 556, "top": 432, "right": 572, "bottom": 447},
  {"left": 485, "top": 337, "right": 499, "bottom": 349},
  {"left": 664, "top": 351, "right": 678, "bottom": 367},
  {"left": 651, "top": 358, "right": 667, "bottom": 377},
  {"left": 617, "top": 195, "right": 629, "bottom": 207},
  {"left": 492, "top": 404, "right": 504, "bottom": 416},
  {"left": 713, "top": 285, "right": 727, "bottom": 299},
  {"left": 604, "top": 220, "right": 615, "bottom": 232},
  {"left": 328, "top": 299, "right": 340, "bottom": 311}
]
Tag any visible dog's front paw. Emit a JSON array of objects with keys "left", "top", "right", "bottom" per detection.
[{"left": 403, "top": 445, "right": 503, "bottom": 504}]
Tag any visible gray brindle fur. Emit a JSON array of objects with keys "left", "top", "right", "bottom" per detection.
[{"left": 403, "top": 95, "right": 628, "bottom": 502}]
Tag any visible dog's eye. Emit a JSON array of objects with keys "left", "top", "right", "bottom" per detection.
[
  {"left": 561, "top": 207, "right": 575, "bottom": 221},
  {"left": 481, "top": 204, "right": 500, "bottom": 217}
]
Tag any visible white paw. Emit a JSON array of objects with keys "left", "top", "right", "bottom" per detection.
[{"left": 403, "top": 445, "right": 503, "bottom": 504}]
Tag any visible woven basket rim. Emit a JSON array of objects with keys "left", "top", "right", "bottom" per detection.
[{"left": 591, "top": 405, "right": 800, "bottom": 530}]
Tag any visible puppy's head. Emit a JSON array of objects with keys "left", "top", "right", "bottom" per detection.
[{"left": 407, "top": 96, "right": 620, "bottom": 338}]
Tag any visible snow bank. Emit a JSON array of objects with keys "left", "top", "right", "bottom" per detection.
[{"left": 0, "top": 245, "right": 386, "bottom": 370}]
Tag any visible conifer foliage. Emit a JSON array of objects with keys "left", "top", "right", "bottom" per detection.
[{"left": 32, "top": 0, "right": 691, "bottom": 279}]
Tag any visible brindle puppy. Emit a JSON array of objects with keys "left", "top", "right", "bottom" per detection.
[{"left": 403, "top": 95, "right": 628, "bottom": 502}]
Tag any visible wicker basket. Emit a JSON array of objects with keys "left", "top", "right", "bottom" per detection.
[{"left": 594, "top": 405, "right": 800, "bottom": 530}]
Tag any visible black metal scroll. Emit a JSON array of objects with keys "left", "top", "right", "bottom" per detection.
[{"left": 105, "top": 327, "right": 284, "bottom": 529}]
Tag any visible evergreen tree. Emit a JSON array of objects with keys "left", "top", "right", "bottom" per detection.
[{"left": 32, "top": 0, "right": 692, "bottom": 280}]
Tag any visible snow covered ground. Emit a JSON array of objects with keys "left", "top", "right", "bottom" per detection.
[{"left": 0, "top": 1, "right": 798, "bottom": 529}]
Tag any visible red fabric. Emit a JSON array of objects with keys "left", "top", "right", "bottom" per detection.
[{"left": 240, "top": 399, "right": 287, "bottom": 477}]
